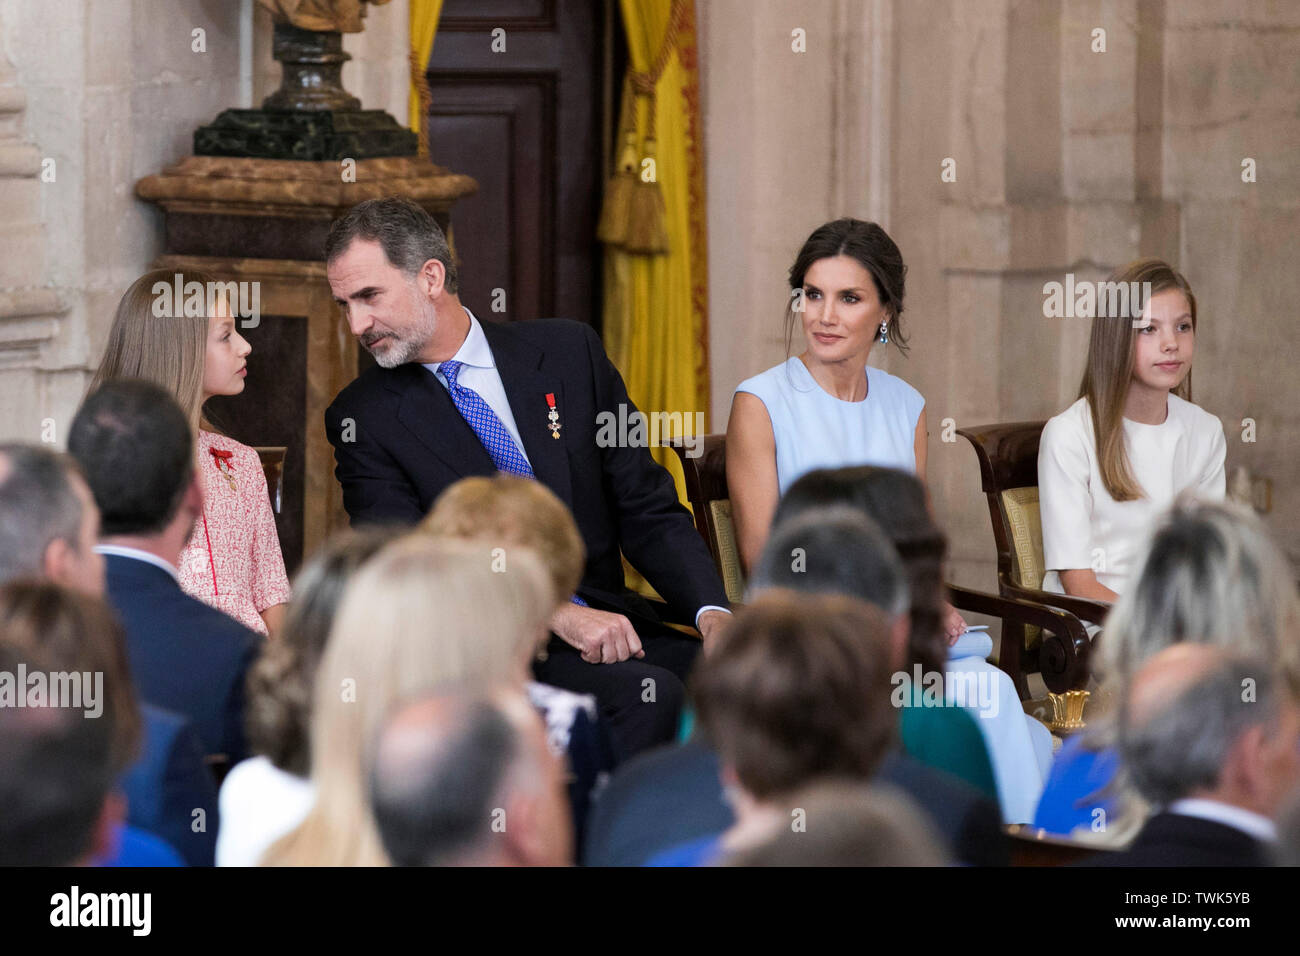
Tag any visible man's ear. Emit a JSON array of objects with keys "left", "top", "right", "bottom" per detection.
[
  {"left": 501, "top": 792, "right": 546, "bottom": 866},
  {"left": 185, "top": 471, "right": 204, "bottom": 515},
  {"left": 84, "top": 791, "right": 127, "bottom": 866},
  {"left": 889, "top": 613, "right": 910, "bottom": 671},
  {"left": 419, "top": 258, "right": 447, "bottom": 300},
  {"left": 1221, "top": 723, "right": 1267, "bottom": 803},
  {"left": 42, "top": 537, "right": 73, "bottom": 587}
]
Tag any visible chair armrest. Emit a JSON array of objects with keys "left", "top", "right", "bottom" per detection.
[
  {"left": 948, "top": 583, "right": 1094, "bottom": 694},
  {"left": 1000, "top": 582, "right": 1110, "bottom": 626},
  {"left": 948, "top": 584, "right": 1092, "bottom": 643}
]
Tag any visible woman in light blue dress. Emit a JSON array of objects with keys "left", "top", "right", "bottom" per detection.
[{"left": 726, "top": 217, "right": 966, "bottom": 639}]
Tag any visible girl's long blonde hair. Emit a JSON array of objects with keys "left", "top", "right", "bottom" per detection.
[
  {"left": 1078, "top": 257, "right": 1197, "bottom": 501},
  {"left": 89, "top": 269, "right": 216, "bottom": 430},
  {"left": 260, "top": 534, "right": 556, "bottom": 867}
]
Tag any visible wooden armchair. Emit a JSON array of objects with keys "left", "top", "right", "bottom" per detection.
[
  {"left": 255, "top": 446, "right": 287, "bottom": 515},
  {"left": 668, "top": 435, "right": 1094, "bottom": 698},
  {"left": 668, "top": 435, "right": 746, "bottom": 604},
  {"left": 956, "top": 422, "right": 1110, "bottom": 695}
]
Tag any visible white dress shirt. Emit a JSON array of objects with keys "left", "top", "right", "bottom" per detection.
[
  {"left": 422, "top": 309, "right": 728, "bottom": 629},
  {"left": 1167, "top": 798, "right": 1278, "bottom": 843},
  {"left": 422, "top": 308, "right": 532, "bottom": 467},
  {"left": 94, "top": 544, "right": 180, "bottom": 582}
]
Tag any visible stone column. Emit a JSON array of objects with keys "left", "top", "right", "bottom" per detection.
[{"left": 0, "top": 5, "right": 65, "bottom": 443}]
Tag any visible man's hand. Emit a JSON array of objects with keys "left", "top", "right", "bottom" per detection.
[
  {"left": 551, "top": 602, "right": 645, "bottom": 664},
  {"left": 697, "top": 609, "right": 732, "bottom": 651}
]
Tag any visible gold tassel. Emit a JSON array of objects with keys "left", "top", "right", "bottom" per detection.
[
  {"left": 623, "top": 137, "right": 669, "bottom": 254},
  {"left": 597, "top": 130, "right": 639, "bottom": 246}
]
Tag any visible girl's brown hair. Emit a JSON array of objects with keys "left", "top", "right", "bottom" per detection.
[
  {"left": 89, "top": 268, "right": 222, "bottom": 431},
  {"left": 1078, "top": 257, "right": 1197, "bottom": 501}
]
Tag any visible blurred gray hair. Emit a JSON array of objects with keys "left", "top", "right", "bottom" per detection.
[
  {"left": 0, "top": 445, "right": 85, "bottom": 585},
  {"left": 1119, "top": 653, "right": 1282, "bottom": 807},
  {"left": 1099, "top": 493, "right": 1300, "bottom": 690},
  {"left": 748, "top": 505, "right": 910, "bottom": 619}
]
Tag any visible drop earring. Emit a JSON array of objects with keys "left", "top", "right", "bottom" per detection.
[{"left": 878, "top": 320, "right": 889, "bottom": 344}]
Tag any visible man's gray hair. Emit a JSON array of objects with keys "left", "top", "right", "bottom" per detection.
[
  {"left": 1119, "top": 654, "right": 1282, "bottom": 807},
  {"left": 0, "top": 444, "right": 84, "bottom": 585},
  {"left": 749, "top": 505, "right": 910, "bottom": 618},
  {"left": 1099, "top": 494, "right": 1300, "bottom": 688},
  {"left": 325, "top": 196, "right": 459, "bottom": 294}
]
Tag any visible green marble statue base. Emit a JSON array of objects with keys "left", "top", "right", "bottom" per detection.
[{"left": 194, "top": 109, "right": 418, "bottom": 161}]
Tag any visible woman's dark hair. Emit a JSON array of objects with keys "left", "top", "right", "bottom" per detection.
[
  {"left": 773, "top": 466, "right": 947, "bottom": 676},
  {"left": 246, "top": 527, "right": 395, "bottom": 777},
  {"left": 785, "top": 218, "right": 909, "bottom": 357}
]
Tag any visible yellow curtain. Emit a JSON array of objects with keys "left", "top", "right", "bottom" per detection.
[
  {"left": 604, "top": 0, "right": 710, "bottom": 508},
  {"left": 408, "top": 0, "right": 444, "bottom": 151}
]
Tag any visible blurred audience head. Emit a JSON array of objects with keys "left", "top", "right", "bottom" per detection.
[
  {"left": 1119, "top": 644, "right": 1300, "bottom": 820},
  {"left": 246, "top": 527, "right": 394, "bottom": 779},
  {"left": 693, "top": 590, "right": 897, "bottom": 810},
  {"left": 0, "top": 444, "right": 104, "bottom": 595},
  {"left": 67, "top": 379, "right": 200, "bottom": 542},
  {"left": 0, "top": 580, "right": 140, "bottom": 774},
  {"left": 749, "top": 505, "right": 911, "bottom": 669},
  {"left": 0, "top": 643, "right": 120, "bottom": 866},
  {"left": 723, "top": 781, "right": 948, "bottom": 867},
  {"left": 1100, "top": 494, "right": 1300, "bottom": 690},
  {"left": 1278, "top": 787, "right": 1300, "bottom": 866},
  {"left": 773, "top": 465, "right": 947, "bottom": 675},
  {"left": 422, "top": 473, "right": 585, "bottom": 610},
  {"left": 0, "top": 581, "right": 143, "bottom": 866},
  {"left": 262, "top": 534, "right": 555, "bottom": 866},
  {"left": 369, "top": 687, "right": 572, "bottom": 867}
]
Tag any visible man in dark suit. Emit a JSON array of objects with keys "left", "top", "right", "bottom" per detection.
[
  {"left": 583, "top": 738, "right": 1005, "bottom": 867},
  {"left": 323, "top": 198, "right": 730, "bottom": 757},
  {"left": 1, "top": 440, "right": 221, "bottom": 865},
  {"left": 1091, "top": 644, "right": 1300, "bottom": 867},
  {"left": 68, "top": 380, "right": 259, "bottom": 766}
]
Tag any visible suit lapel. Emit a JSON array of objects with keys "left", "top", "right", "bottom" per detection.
[
  {"left": 391, "top": 363, "right": 496, "bottom": 478},
  {"left": 481, "top": 320, "right": 575, "bottom": 512}
]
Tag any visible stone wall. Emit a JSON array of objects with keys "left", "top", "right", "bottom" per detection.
[
  {"left": 700, "top": 0, "right": 1300, "bottom": 594},
  {"left": 0, "top": 0, "right": 409, "bottom": 447}
]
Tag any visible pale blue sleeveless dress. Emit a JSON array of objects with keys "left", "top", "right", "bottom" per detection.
[
  {"left": 736, "top": 356, "right": 1054, "bottom": 819},
  {"left": 734, "top": 357, "right": 925, "bottom": 494}
]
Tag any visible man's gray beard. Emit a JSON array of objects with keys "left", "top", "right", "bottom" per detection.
[{"left": 370, "top": 311, "right": 437, "bottom": 368}]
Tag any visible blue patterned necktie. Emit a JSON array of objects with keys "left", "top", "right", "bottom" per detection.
[
  {"left": 438, "top": 359, "right": 535, "bottom": 478},
  {"left": 437, "top": 359, "right": 586, "bottom": 605}
]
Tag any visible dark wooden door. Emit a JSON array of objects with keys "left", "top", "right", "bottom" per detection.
[{"left": 424, "top": 0, "right": 617, "bottom": 328}]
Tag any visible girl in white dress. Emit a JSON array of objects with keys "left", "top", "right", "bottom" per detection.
[{"left": 1039, "top": 258, "right": 1227, "bottom": 603}]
